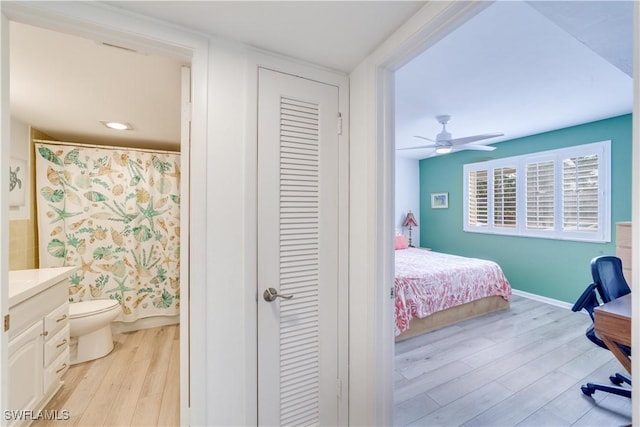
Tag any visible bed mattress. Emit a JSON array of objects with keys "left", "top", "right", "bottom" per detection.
[{"left": 395, "top": 248, "right": 512, "bottom": 336}]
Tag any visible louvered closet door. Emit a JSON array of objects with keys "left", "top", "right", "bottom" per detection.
[{"left": 257, "top": 68, "right": 340, "bottom": 427}]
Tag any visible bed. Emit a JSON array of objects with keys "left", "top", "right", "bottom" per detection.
[{"left": 395, "top": 247, "right": 512, "bottom": 341}]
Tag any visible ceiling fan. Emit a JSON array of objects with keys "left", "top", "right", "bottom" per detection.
[{"left": 400, "top": 115, "right": 503, "bottom": 154}]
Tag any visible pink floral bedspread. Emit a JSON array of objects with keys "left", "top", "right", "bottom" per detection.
[{"left": 395, "top": 248, "right": 512, "bottom": 336}]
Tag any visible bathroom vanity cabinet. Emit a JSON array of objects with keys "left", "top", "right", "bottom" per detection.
[{"left": 8, "top": 267, "right": 77, "bottom": 425}]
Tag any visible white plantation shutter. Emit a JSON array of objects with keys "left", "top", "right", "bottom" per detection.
[
  {"left": 279, "top": 96, "right": 322, "bottom": 426},
  {"left": 526, "top": 161, "right": 555, "bottom": 230},
  {"left": 463, "top": 140, "right": 610, "bottom": 242},
  {"left": 468, "top": 169, "right": 488, "bottom": 227},
  {"left": 562, "top": 154, "right": 599, "bottom": 232},
  {"left": 493, "top": 166, "right": 516, "bottom": 228}
]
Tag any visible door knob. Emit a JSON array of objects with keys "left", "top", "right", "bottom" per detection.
[{"left": 263, "top": 287, "right": 294, "bottom": 302}]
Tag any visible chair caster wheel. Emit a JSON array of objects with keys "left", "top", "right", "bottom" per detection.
[
  {"left": 581, "top": 385, "right": 595, "bottom": 396},
  {"left": 610, "top": 375, "right": 623, "bottom": 385}
]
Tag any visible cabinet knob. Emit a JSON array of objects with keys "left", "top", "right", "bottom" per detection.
[
  {"left": 56, "top": 339, "right": 68, "bottom": 349},
  {"left": 56, "top": 314, "right": 68, "bottom": 323},
  {"left": 56, "top": 363, "right": 68, "bottom": 374},
  {"left": 41, "top": 331, "right": 49, "bottom": 337}
]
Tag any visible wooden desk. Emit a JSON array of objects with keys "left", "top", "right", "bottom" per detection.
[{"left": 594, "top": 293, "right": 631, "bottom": 374}]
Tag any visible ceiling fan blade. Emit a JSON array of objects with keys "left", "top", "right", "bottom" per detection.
[
  {"left": 397, "top": 143, "right": 437, "bottom": 150},
  {"left": 414, "top": 135, "right": 437, "bottom": 143},
  {"left": 448, "top": 133, "right": 504, "bottom": 146},
  {"left": 456, "top": 144, "right": 497, "bottom": 152}
]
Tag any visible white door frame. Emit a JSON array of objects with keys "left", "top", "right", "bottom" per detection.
[
  {"left": 0, "top": 12, "right": 10, "bottom": 416},
  {"left": 0, "top": 3, "right": 209, "bottom": 424},
  {"left": 632, "top": 2, "right": 640, "bottom": 420},
  {"left": 245, "top": 51, "right": 350, "bottom": 426},
  {"left": 349, "top": 2, "right": 494, "bottom": 423}
]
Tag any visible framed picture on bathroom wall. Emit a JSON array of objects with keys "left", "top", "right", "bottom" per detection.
[{"left": 9, "top": 157, "right": 27, "bottom": 207}]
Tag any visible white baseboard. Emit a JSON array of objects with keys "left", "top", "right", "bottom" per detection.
[
  {"left": 111, "top": 315, "right": 179, "bottom": 333},
  {"left": 511, "top": 288, "right": 574, "bottom": 310}
]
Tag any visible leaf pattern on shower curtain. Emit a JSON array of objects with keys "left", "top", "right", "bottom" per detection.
[{"left": 35, "top": 143, "right": 180, "bottom": 322}]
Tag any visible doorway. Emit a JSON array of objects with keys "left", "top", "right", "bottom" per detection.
[
  {"left": 383, "top": 1, "right": 638, "bottom": 424},
  {"left": 1, "top": 10, "right": 198, "bottom": 425}
]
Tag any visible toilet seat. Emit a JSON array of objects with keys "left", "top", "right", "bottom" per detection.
[{"left": 70, "top": 299, "right": 120, "bottom": 319}]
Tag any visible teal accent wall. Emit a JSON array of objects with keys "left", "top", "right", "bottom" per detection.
[{"left": 418, "top": 114, "right": 632, "bottom": 304}]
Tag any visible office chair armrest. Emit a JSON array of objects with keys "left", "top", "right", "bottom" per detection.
[{"left": 572, "top": 282, "right": 599, "bottom": 314}]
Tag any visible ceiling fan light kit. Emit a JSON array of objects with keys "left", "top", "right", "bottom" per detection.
[
  {"left": 435, "top": 146, "right": 452, "bottom": 154},
  {"left": 400, "top": 114, "right": 503, "bottom": 155}
]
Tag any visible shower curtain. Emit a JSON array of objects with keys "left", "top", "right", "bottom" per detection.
[{"left": 35, "top": 142, "right": 180, "bottom": 322}]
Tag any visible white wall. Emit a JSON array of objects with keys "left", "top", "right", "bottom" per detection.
[
  {"left": 395, "top": 156, "right": 420, "bottom": 247},
  {"left": 201, "top": 39, "right": 252, "bottom": 426},
  {"left": 348, "top": 58, "right": 385, "bottom": 426},
  {"left": 205, "top": 42, "right": 351, "bottom": 425}
]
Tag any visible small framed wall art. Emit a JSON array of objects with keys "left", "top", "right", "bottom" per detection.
[
  {"left": 431, "top": 192, "right": 448, "bottom": 209},
  {"left": 9, "top": 157, "right": 27, "bottom": 207}
]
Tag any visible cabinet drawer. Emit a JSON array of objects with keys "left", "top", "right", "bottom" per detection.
[
  {"left": 44, "top": 348, "right": 69, "bottom": 394},
  {"left": 9, "top": 281, "right": 67, "bottom": 340},
  {"left": 44, "top": 324, "right": 69, "bottom": 367},
  {"left": 44, "top": 303, "right": 69, "bottom": 339}
]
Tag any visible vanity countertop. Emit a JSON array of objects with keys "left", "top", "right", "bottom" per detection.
[{"left": 9, "top": 266, "right": 78, "bottom": 308}]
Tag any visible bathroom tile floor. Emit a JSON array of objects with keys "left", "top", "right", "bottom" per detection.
[{"left": 32, "top": 324, "right": 180, "bottom": 426}]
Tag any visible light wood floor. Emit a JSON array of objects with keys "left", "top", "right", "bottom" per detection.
[
  {"left": 33, "top": 324, "right": 180, "bottom": 427},
  {"left": 394, "top": 295, "right": 633, "bottom": 426},
  {"left": 31, "top": 297, "right": 633, "bottom": 426}
]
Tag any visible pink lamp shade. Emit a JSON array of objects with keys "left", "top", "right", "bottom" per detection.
[
  {"left": 402, "top": 211, "right": 418, "bottom": 247},
  {"left": 402, "top": 211, "right": 419, "bottom": 228}
]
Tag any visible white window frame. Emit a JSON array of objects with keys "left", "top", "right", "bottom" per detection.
[{"left": 463, "top": 140, "right": 611, "bottom": 242}]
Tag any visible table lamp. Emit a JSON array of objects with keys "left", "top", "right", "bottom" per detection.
[{"left": 402, "top": 210, "right": 419, "bottom": 247}]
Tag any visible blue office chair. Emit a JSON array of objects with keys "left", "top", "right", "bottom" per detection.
[{"left": 571, "top": 256, "right": 631, "bottom": 398}]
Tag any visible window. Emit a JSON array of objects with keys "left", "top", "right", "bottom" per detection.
[
  {"left": 463, "top": 141, "right": 611, "bottom": 242},
  {"left": 526, "top": 160, "right": 554, "bottom": 230},
  {"left": 468, "top": 170, "right": 488, "bottom": 227},
  {"left": 493, "top": 166, "right": 517, "bottom": 229},
  {"left": 562, "top": 154, "right": 599, "bottom": 232}
]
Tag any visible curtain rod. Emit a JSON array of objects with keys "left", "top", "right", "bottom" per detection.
[{"left": 33, "top": 139, "right": 180, "bottom": 155}]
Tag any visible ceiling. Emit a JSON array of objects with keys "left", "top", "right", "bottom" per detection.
[
  {"left": 9, "top": 1, "right": 424, "bottom": 150},
  {"left": 395, "top": 1, "right": 633, "bottom": 159},
  {"left": 105, "top": 1, "right": 426, "bottom": 74},
  {"left": 10, "top": 21, "right": 186, "bottom": 150},
  {"left": 8, "top": 1, "right": 634, "bottom": 155}
]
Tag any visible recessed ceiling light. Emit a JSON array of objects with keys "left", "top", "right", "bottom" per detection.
[{"left": 100, "top": 121, "right": 133, "bottom": 131}]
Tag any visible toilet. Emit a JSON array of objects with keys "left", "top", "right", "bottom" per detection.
[{"left": 69, "top": 299, "right": 121, "bottom": 365}]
